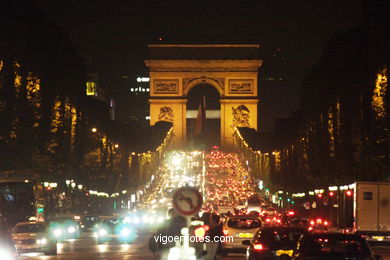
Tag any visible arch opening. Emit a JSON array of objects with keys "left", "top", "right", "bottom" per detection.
[{"left": 186, "top": 84, "right": 220, "bottom": 149}]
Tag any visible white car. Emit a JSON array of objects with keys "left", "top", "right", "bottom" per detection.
[
  {"left": 11, "top": 222, "right": 57, "bottom": 256},
  {"left": 221, "top": 215, "right": 262, "bottom": 256}
]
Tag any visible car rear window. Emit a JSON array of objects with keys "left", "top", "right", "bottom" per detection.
[
  {"left": 14, "top": 224, "right": 46, "bottom": 233},
  {"left": 303, "top": 237, "right": 370, "bottom": 257},
  {"left": 259, "top": 229, "right": 304, "bottom": 246},
  {"left": 227, "top": 219, "right": 261, "bottom": 229}
]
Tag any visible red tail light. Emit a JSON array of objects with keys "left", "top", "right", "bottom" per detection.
[
  {"left": 310, "top": 220, "right": 315, "bottom": 225},
  {"left": 316, "top": 218, "right": 323, "bottom": 224},
  {"left": 253, "top": 243, "right": 265, "bottom": 251},
  {"left": 288, "top": 211, "right": 295, "bottom": 216},
  {"left": 265, "top": 218, "right": 271, "bottom": 223},
  {"left": 223, "top": 229, "right": 228, "bottom": 235},
  {"left": 324, "top": 221, "right": 329, "bottom": 226}
]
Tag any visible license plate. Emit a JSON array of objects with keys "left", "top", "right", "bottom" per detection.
[
  {"left": 372, "top": 236, "right": 385, "bottom": 241},
  {"left": 276, "top": 250, "right": 293, "bottom": 257},
  {"left": 238, "top": 233, "right": 253, "bottom": 238}
]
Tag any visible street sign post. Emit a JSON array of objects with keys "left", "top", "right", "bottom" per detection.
[{"left": 167, "top": 187, "right": 203, "bottom": 260}]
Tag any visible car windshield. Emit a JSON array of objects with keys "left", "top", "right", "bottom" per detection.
[
  {"left": 303, "top": 236, "right": 370, "bottom": 257},
  {"left": 82, "top": 216, "right": 99, "bottom": 223},
  {"left": 228, "top": 219, "right": 261, "bottom": 229},
  {"left": 104, "top": 218, "right": 119, "bottom": 225},
  {"left": 14, "top": 224, "right": 46, "bottom": 233}
]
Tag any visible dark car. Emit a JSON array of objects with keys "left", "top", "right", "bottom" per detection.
[
  {"left": 95, "top": 217, "right": 137, "bottom": 244},
  {"left": 244, "top": 227, "right": 307, "bottom": 260},
  {"left": 50, "top": 217, "right": 80, "bottom": 240},
  {"left": 292, "top": 233, "right": 383, "bottom": 260},
  {"left": 80, "top": 216, "right": 100, "bottom": 232}
]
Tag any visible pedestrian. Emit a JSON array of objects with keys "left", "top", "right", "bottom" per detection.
[{"left": 206, "top": 214, "right": 223, "bottom": 260}]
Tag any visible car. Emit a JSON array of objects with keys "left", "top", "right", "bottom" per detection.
[
  {"left": 80, "top": 215, "right": 100, "bottom": 232},
  {"left": 11, "top": 222, "right": 57, "bottom": 256},
  {"left": 50, "top": 217, "right": 80, "bottom": 240},
  {"left": 95, "top": 217, "right": 137, "bottom": 244},
  {"left": 243, "top": 226, "right": 307, "bottom": 260},
  {"left": 292, "top": 233, "right": 383, "bottom": 260},
  {"left": 308, "top": 218, "right": 329, "bottom": 232},
  {"left": 221, "top": 215, "right": 262, "bottom": 255}
]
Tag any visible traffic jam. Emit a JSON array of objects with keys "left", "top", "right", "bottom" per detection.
[{"left": 0, "top": 147, "right": 387, "bottom": 260}]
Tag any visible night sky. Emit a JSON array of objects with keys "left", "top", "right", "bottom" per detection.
[{"left": 33, "top": 0, "right": 362, "bottom": 131}]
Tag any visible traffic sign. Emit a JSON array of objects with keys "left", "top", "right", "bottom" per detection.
[{"left": 172, "top": 187, "right": 203, "bottom": 216}]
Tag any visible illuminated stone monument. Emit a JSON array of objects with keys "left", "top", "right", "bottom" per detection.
[{"left": 145, "top": 44, "right": 262, "bottom": 149}]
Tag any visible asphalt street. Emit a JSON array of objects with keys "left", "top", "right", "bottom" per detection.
[{"left": 18, "top": 230, "right": 390, "bottom": 260}]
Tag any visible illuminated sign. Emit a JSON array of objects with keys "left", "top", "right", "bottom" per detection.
[
  {"left": 86, "top": 82, "right": 96, "bottom": 96},
  {"left": 136, "top": 77, "right": 150, "bottom": 82}
]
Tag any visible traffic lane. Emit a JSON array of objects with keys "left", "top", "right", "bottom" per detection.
[
  {"left": 19, "top": 231, "right": 155, "bottom": 260},
  {"left": 372, "top": 246, "right": 390, "bottom": 260},
  {"left": 216, "top": 247, "right": 390, "bottom": 260}
]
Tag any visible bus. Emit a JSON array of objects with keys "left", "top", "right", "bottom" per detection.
[{"left": 0, "top": 172, "right": 44, "bottom": 236}]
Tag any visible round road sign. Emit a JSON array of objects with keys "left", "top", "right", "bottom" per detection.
[{"left": 172, "top": 187, "right": 203, "bottom": 216}]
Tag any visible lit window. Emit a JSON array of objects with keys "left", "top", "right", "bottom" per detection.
[
  {"left": 146, "top": 88, "right": 150, "bottom": 92},
  {"left": 130, "top": 88, "right": 134, "bottom": 92},
  {"left": 86, "top": 82, "right": 96, "bottom": 96}
]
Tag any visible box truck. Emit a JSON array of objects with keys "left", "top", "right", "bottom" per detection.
[{"left": 354, "top": 182, "right": 390, "bottom": 243}]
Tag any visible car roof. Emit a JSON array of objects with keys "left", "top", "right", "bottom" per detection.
[
  {"left": 15, "top": 221, "right": 46, "bottom": 226},
  {"left": 227, "top": 215, "right": 261, "bottom": 220},
  {"left": 304, "top": 232, "right": 365, "bottom": 240},
  {"left": 261, "top": 226, "right": 307, "bottom": 232}
]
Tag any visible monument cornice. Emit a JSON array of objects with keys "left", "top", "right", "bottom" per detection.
[{"left": 145, "top": 59, "right": 262, "bottom": 72}]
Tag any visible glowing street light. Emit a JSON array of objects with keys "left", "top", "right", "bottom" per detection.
[
  {"left": 91, "top": 127, "right": 97, "bottom": 133},
  {"left": 65, "top": 180, "right": 71, "bottom": 186},
  {"left": 78, "top": 184, "right": 83, "bottom": 190},
  {"left": 114, "top": 144, "right": 119, "bottom": 148},
  {"left": 71, "top": 182, "right": 76, "bottom": 189}
]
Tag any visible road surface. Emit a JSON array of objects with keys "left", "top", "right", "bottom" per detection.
[{"left": 18, "top": 230, "right": 390, "bottom": 260}]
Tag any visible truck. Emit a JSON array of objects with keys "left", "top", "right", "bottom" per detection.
[{"left": 354, "top": 182, "right": 390, "bottom": 243}]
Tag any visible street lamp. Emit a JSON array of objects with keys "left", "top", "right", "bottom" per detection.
[
  {"left": 114, "top": 144, "right": 119, "bottom": 148},
  {"left": 65, "top": 180, "right": 71, "bottom": 186},
  {"left": 78, "top": 184, "right": 83, "bottom": 190},
  {"left": 91, "top": 127, "right": 97, "bottom": 133},
  {"left": 71, "top": 182, "right": 76, "bottom": 189}
]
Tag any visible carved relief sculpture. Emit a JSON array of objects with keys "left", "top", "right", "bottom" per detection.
[
  {"left": 229, "top": 79, "right": 253, "bottom": 94},
  {"left": 158, "top": 106, "right": 174, "bottom": 123},
  {"left": 232, "top": 105, "right": 250, "bottom": 128},
  {"left": 154, "top": 79, "right": 179, "bottom": 94}
]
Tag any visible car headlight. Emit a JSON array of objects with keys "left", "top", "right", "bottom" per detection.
[
  {"left": 98, "top": 228, "right": 108, "bottom": 236},
  {"left": 37, "top": 238, "right": 47, "bottom": 245},
  {"left": 132, "top": 217, "right": 140, "bottom": 224},
  {"left": 67, "top": 226, "right": 76, "bottom": 234},
  {"left": 0, "top": 247, "right": 13, "bottom": 260},
  {"left": 120, "top": 227, "right": 131, "bottom": 237},
  {"left": 53, "top": 228, "right": 62, "bottom": 237}
]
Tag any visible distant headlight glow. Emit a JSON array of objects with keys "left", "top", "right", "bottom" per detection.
[
  {"left": 53, "top": 228, "right": 62, "bottom": 237},
  {"left": 98, "top": 228, "right": 108, "bottom": 236},
  {"left": 120, "top": 227, "right": 131, "bottom": 237},
  {"left": 37, "top": 238, "right": 47, "bottom": 244},
  {"left": 67, "top": 226, "right": 76, "bottom": 233}
]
